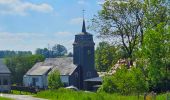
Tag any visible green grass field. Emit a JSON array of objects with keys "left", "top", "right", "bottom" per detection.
[
  {"left": 0, "top": 97, "right": 13, "bottom": 100},
  {"left": 35, "top": 88, "right": 169, "bottom": 100}
]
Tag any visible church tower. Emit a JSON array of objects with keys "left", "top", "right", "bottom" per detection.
[{"left": 73, "top": 19, "right": 98, "bottom": 89}]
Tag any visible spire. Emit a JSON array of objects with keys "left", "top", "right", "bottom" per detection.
[
  {"left": 82, "top": 19, "right": 86, "bottom": 33},
  {"left": 82, "top": 9, "right": 87, "bottom": 34}
]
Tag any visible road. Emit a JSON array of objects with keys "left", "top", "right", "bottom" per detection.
[{"left": 0, "top": 93, "right": 47, "bottom": 100}]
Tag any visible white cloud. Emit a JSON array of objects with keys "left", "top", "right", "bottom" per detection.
[
  {"left": 0, "top": 31, "right": 74, "bottom": 52},
  {"left": 97, "top": 0, "right": 105, "bottom": 5},
  {"left": 69, "top": 17, "right": 83, "bottom": 25},
  {"left": 0, "top": 0, "right": 53, "bottom": 15},
  {"left": 77, "top": 0, "right": 89, "bottom": 5},
  {"left": 56, "top": 31, "right": 72, "bottom": 35},
  {"left": 78, "top": 0, "right": 86, "bottom": 5}
]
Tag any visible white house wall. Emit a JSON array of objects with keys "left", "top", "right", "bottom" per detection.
[
  {"left": 23, "top": 75, "right": 44, "bottom": 88},
  {"left": 60, "top": 75, "right": 69, "bottom": 85},
  {"left": 23, "top": 75, "right": 70, "bottom": 88}
]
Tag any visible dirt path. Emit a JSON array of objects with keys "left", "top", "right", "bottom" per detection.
[{"left": 0, "top": 93, "right": 48, "bottom": 100}]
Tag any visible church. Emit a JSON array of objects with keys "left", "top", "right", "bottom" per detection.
[{"left": 23, "top": 19, "right": 101, "bottom": 90}]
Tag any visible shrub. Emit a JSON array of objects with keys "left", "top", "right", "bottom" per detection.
[
  {"left": 98, "top": 65, "right": 148, "bottom": 95},
  {"left": 48, "top": 70, "right": 63, "bottom": 89}
]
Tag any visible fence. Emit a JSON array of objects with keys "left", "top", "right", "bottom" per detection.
[{"left": 11, "top": 86, "right": 39, "bottom": 94}]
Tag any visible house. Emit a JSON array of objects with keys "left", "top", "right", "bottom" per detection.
[
  {"left": 23, "top": 57, "right": 79, "bottom": 89},
  {"left": 0, "top": 59, "right": 11, "bottom": 92},
  {"left": 23, "top": 19, "right": 101, "bottom": 90}
]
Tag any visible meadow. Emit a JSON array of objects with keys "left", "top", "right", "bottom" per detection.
[
  {"left": 0, "top": 97, "right": 12, "bottom": 100},
  {"left": 35, "top": 88, "right": 169, "bottom": 100}
]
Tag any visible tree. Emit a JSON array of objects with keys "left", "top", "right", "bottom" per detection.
[
  {"left": 95, "top": 42, "right": 120, "bottom": 71},
  {"left": 48, "top": 70, "right": 63, "bottom": 89},
  {"left": 137, "top": 0, "right": 170, "bottom": 92},
  {"left": 140, "top": 23, "right": 170, "bottom": 92},
  {"left": 4, "top": 55, "right": 45, "bottom": 84},
  {"left": 0, "top": 50, "right": 32, "bottom": 58},
  {"left": 52, "top": 44, "right": 67, "bottom": 57},
  {"left": 35, "top": 44, "right": 67, "bottom": 58},
  {"left": 91, "top": 0, "right": 144, "bottom": 63},
  {"left": 98, "top": 65, "right": 148, "bottom": 95}
]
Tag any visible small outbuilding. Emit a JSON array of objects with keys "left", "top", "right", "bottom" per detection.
[{"left": 0, "top": 59, "right": 11, "bottom": 92}]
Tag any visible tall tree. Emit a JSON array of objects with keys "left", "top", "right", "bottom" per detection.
[
  {"left": 91, "top": 0, "right": 144, "bottom": 62},
  {"left": 139, "top": 0, "right": 170, "bottom": 92},
  {"left": 95, "top": 42, "right": 120, "bottom": 71}
]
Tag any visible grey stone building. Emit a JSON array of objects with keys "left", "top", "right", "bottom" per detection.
[
  {"left": 0, "top": 59, "right": 11, "bottom": 92},
  {"left": 23, "top": 20, "right": 101, "bottom": 90}
]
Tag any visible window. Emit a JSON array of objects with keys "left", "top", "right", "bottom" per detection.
[
  {"left": 0, "top": 78, "right": 1, "bottom": 85},
  {"left": 87, "top": 50, "right": 91, "bottom": 55},
  {"left": 87, "top": 72, "right": 91, "bottom": 78},
  {"left": 3, "top": 79, "right": 8, "bottom": 85},
  {"left": 32, "top": 78, "right": 39, "bottom": 86},
  {"left": 74, "top": 72, "right": 78, "bottom": 78}
]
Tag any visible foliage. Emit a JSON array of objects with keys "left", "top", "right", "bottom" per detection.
[
  {"left": 0, "top": 50, "right": 32, "bottom": 58},
  {"left": 4, "top": 55, "right": 45, "bottom": 84},
  {"left": 35, "top": 44, "right": 67, "bottom": 58},
  {"left": 95, "top": 42, "right": 120, "bottom": 71},
  {"left": 48, "top": 70, "right": 63, "bottom": 90},
  {"left": 134, "top": 0, "right": 170, "bottom": 91},
  {"left": 139, "top": 23, "right": 170, "bottom": 92},
  {"left": 98, "top": 66, "right": 148, "bottom": 95},
  {"left": 91, "top": 0, "right": 144, "bottom": 61}
]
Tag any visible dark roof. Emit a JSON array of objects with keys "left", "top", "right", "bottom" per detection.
[
  {"left": 0, "top": 59, "right": 11, "bottom": 74},
  {"left": 26, "top": 57, "right": 77, "bottom": 76},
  {"left": 84, "top": 77, "right": 102, "bottom": 82}
]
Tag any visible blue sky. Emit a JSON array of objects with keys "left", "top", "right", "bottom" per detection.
[{"left": 0, "top": 0, "right": 104, "bottom": 53}]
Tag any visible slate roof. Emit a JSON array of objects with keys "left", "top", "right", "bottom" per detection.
[
  {"left": 84, "top": 77, "right": 102, "bottom": 82},
  {"left": 26, "top": 57, "right": 77, "bottom": 76},
  {"left": 0, "top": 59, "right": 11, "bottom": 74},
  {"left": 26, "top": 62, "right": 53, "bottom": 75}
]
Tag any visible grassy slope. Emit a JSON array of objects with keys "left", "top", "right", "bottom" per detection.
[
  {"left": 35, "top": 88, "right": 144, "bottom": 100},
  {"left": 0, "top": 97, "right": 13, "bottom": 100},
  {"left": 36, "top": 88, "right": 169, "bottom": 100}
]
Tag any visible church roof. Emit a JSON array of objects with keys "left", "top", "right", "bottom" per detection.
[
  {"left": 26, "top": 62, "right": 53, "bottom": 76},
  {"left": 0, "top": 59, "right": 11, "bottom": 74},
  {"left": 26, "top": 57, "right": 77, "bottom": 76}
]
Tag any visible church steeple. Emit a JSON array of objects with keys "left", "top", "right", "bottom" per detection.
[{"left": 82, "top": 19, "right": 86, "bottom": 33}]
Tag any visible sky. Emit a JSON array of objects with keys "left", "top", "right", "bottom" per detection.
[{"left": 0, "top": 0, "right": 104, "bottom": 53}]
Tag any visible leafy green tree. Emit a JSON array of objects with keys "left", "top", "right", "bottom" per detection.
[
  {"left": 136, "top": 0, "right": 170, "bottom": 92},
  {"left": 91, "top": 0, "right": 144, "bottom": 62},
  {"left": 95, "top": 42, "right": 119, "bottom": 71},
  {"left": 98, "top": 66, "right": 148, "bottom": 95},
  {"left": 48, "top": 70, "right": 63, "bottom": 89},
  {"left": 140, "top": 23, "right": 170, "bottom": 91},
  {"left": 4, "top": 55, "right": 45, "bottom": 84}
]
